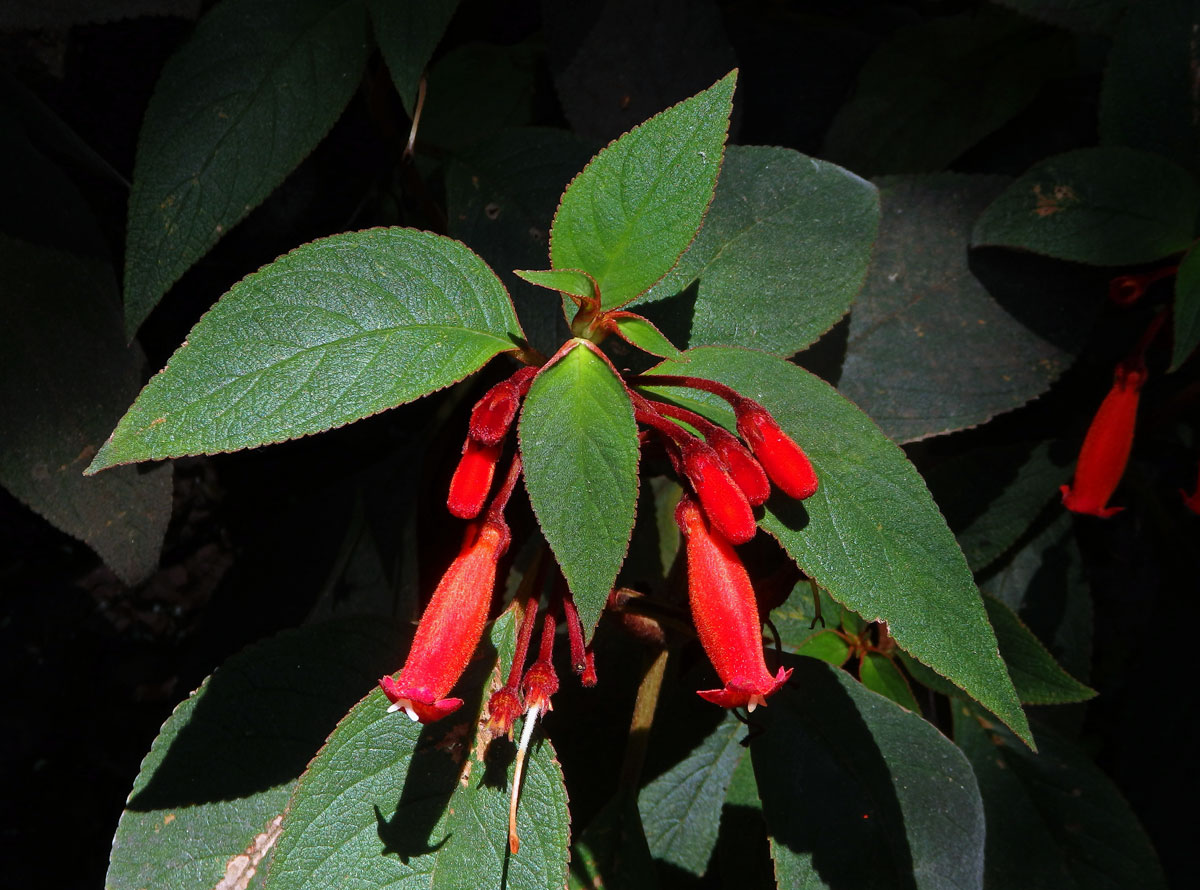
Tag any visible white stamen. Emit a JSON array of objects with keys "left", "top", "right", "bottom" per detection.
[
  {"left": 387, "top": 702, "right": 402, "bottom": 713},
  {"left": 404, "top": 705, "right": 419, "bottom": 722},
  {"left": 509, "top": 705, "right": 541, "bottom": 854}
]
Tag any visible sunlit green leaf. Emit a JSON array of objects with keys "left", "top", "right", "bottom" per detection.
[{"left": 90, "top": 229, "right": 522, "bottom": 471}]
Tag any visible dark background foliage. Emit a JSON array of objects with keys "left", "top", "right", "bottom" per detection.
[{"left": 1, "top": 1, "right": 1193, "bottom": 887}]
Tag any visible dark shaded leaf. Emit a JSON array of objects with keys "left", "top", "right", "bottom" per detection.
[
  {"left": 841, "top": 175, "right": 1079, "bottom": 442},
  {"left": 570, "top": 795, "right": 659, "bottom": 890},
  {"left": 1100, "top": 0, "right": 1200, "bottom": 177},
  {"left": 0, "top": 237, "right": 171, "bottom": 584},
  {"left": 638, "top": 145, "right": 879, "bottom": 358},
  {"left": 972, "top": 147, "right": 1200, "bottom": 266},
  {"left": 954, "top": 705, "right": 1167, "bottom": 890},
  {"left": 983, "top": 595, "right": 1095, "bottom": 705},
  {"left": 753, "top": 657, "right": 985, "bottom": 890},
  {"left": 90, "top": 229, "right": 523, "bottom": 471},
  {"left": 446, "top": 127, "right": 596, "bottom": 356},
  {"left": 824, "top": 8, "right": 1069, "bottom": 176},
  {"left": 544, "top": 0, "right": 737, "bottom": 142},
  {"left": 107, "top": 618, "right": 400, "bottom": 890},
  {"left": 991, "top": 0, "right": 1127, "bottom": 34},
  {"left": 124, "top": 0, "right": 370, "bottom": 335},
  {"left": 367, "top": 0, "right": 459, "bottom": 116},
  {"left": 1171, "top": 243, "right": 1200, "bottom": 370},
  {"left": 859, "top": 652, "right": 921, "bottom": 712},
  {"left": 419, "top": 40, "right": 538, "bottom": 150}
]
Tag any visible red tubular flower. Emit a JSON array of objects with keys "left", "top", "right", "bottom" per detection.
[
  {"left": 675, "top": 496, "right": 791, "bottom": 710},
  {"left": 681, "top": 441, "right": 758, "bottom": 545},
  {"left": 521, "top": 613, "right": 559, "bottom": 713},
  {"left": 469, "top": 366, "right": 538, "bottom": 446},
  {"left": 447, "top": 439, "right": 502, "bottom": 519},
  {"left": 735, "top": 403, "right": 818, "bottom": 500},
  {"left": 379, "top": 519, "right": 510, "bottom": 722},
  {"left": 1060, "top": 362, "right": 1147, "bottom": 518}
]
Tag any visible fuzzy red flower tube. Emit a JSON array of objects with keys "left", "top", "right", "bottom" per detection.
[
  {"left": 1060, "top": 362, "right": 1147, "bottom": 518},
  {"left": 675, "top": 495, "right": 791, "bottom": 710},
  {"left": 379, "top": 518, "right": 510, "bottom": 722}
]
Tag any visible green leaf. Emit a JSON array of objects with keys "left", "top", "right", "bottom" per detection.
[
  {"left": 954, "top": 705, "right": 1168, "bottom": 890},
  {"left": 550, "top": 71, "right": 735, "bottom": 309},
  {"left": 123, "top": 0, "right": 370, "bottom": 336},
  {"left": 520, "top": 342, "right": 640, "bottom": 639},
  {"left": 823, "top": 8, "right": 1069, "bottom": 176},
  {"left": 859, "top": 652, "right": 922, "bottom": 712},
  {"left": 570, "top": 796, "right": 659, "bottom": 890},
  {"left": 266, "top": 616, "right": 570, "bottom": 890},
  {"left": 1172, "top": 244, "right": 1200, "bottom": 370},
  {"left": 106, "top": 618, "right": 401, "bottom": 890},
  {"left": 367, "top": 0, "right": 460, "bottom": 116},
  {"left": 641, "top": 347, "right": 1032, "bottom": 745},
  {"left": 923, "top": 440, "right": 1072, "bottom": 573},
  {"left": 752, "top": 658, "right": 985, "bottom": 889},
  {"left": 611, "top": 314, "right": 681, "bottom": 358},
  {"left": 983, "top": 595, "right": 1095, "bottom": 705},
  {"left": 89, "top": 228, "right": 522, "bottom": 472},
  {"left": 971, "top": 147, "right": 1200, "bottom": 266},
  {"left": 0, "top": 237, "right": 171, "bottom": 584},
  {"left": 1100, "top": 0, "right": 1200, "bottom": 178},
  {"left": 446, "top": 128, "right": 597, "bottom": 356},
  {"left": 841, "top": 175, "right": 1079, "bottom": 443},
  {"left": 637, "top": 145, "right": 879, "bottom": 357},
  {"left": 514, "top": 268, "right": 598, "bottom": 303},
  {"left": 419, "top": 40, "right": 538, "bottom": 150},
  {"left": 638, "top": 711, "right": 746, "bottom": 876},
  {"left": 983, "top": 513, "right": 1093, "bottom": 683},
  {"left": 714, "top": 750, "right": 774, "bottom": 890},
  {"left": 794, "top": 630, "right": 853, "bottom": 666}
]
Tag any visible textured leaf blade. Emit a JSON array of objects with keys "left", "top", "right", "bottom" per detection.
[
  {"left": 642, "top": 347, "right": 1031, "bottom": 745},
  {"left": 123, "top": 0, "right": 370, "bottom": 335},
  {"left": 841, "top": 175, "right": 1082, "bottom": 443},
  {"left": 91, "top": 228, "right": 523, "bottom": 471},
  {"left": 983, "top": 596, "right": 1095, "bottom": 705},
  {"left": 824, "top": 8, "right": 1069, "bottom": 176},
  {"left": 637, "top": 145, "right": 879, "bottom": 357},
  {"left": 1100, "top": 0, "right": 1200, "bottom": 177},
  {"left": 972, "top": 147, "right": 1200, "bottom": 266},
  {"left": 520, "top": 342, "right": 640, "bottom": 638},
  {"left": 0, "top": 237, "right": 171, "bottom": 584},
  {"left": 753, "top": 658, "right": 985, "bottom": 890},
  {"left": 611, "top": 314, "right": 681, "bottom": 358},
  {"left": 107, "top": 618, "right": 401, "bottom": 890},
  {"left": 954, "top": 706, "right": 1167, "bottom": 890},
  {"left": 367, "top": 0, "right": 460, "bottom": 116},
  {"left": 514, "top": 268, "right": 598, "bottom": 302},
  {"left": 266, "top": 617, "right": 570, "bottom": 890},
  {"left": 859, "top": 652, "right": 922, "bottom": 712},
  {"left": 550, "top": 71, "right": 735, "bottom": 309},
  {"left": 638, "top": 711, "right": 746, "bottom": 876},
  {"left": 1172, "top": 243, "right": 1200, "bottom": 370}
]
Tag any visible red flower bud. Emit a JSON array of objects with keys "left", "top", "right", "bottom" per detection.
[
  {"left": 447, "top": 439, "right": 502, "bottom": 519},
  {"left": 522, "top": 613, "right": 560, "bottom": 713},
  {"left": 705, "top": 425, "right": 771, "bottom": 506},
  {"left": 1060, "top": 363, "right": 1147, "bottom": 518},
  {"left": 469, "top": 366, "right": 538, "bottom": 446},
  {"left": 379, "top": 520, "right": 510, "bottom": 722},
  {"left": 675, "top": 497, "right": 791, "bottom": 710},
  {"left": 681, "top": 442, "right": 757, "bottom": 545},
  {"left": 486, "top": 687, "right": 525, "bottom": 739},
  {"left": 735, "top": 404, "right": 818, "bottom": 500}
]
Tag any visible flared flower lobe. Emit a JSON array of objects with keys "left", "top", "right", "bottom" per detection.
[
  {"left": 380, "top": 520, "right": 510, "bottom": 722},
  {"left": 676, "top": 496, "right": 791, "bottom": 710}
]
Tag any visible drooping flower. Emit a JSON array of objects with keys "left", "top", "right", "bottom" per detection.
[
  {"left": 380, "top": 518, "right": 510, "bottom": 722},
  {"left": 675, "top": 495, "right": 791, "bottom": 710},
  {"left": 679, "top": 441, "right": 758, "bottom": 545},
  {"left": 1060, "top": 362, "right": 1147, "bottom": 518},
  {"left": 469, "top": 366, "right": 538, "bottom": 445},
  {"left": 734, "top": 401, "right": 818, "bottom": 501}
]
